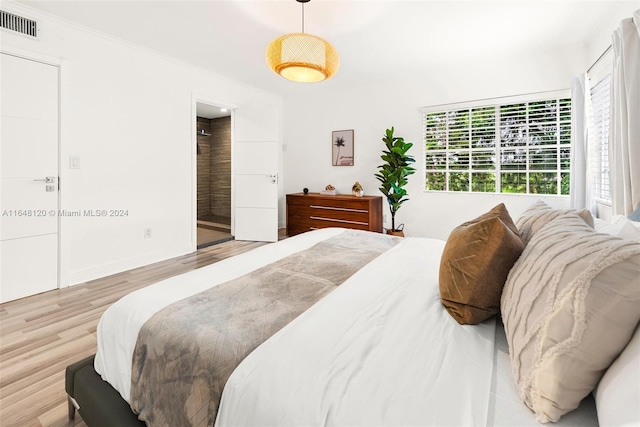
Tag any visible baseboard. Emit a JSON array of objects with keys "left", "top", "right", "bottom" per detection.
[{"left": 65, "top": 243, "right": 193, "bottom": 287}]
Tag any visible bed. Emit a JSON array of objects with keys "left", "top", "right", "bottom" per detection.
[{"left": 65, "top": 202, "right": 640, "bottom": 427}]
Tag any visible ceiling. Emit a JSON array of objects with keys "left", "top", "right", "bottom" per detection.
[
  {"left": 18, "top": 0, "right": 630, "bottom": 96},
  {"left": 197, "top": 103, "right": 231, "bottom": 119}
]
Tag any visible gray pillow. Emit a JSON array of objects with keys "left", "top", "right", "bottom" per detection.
[{"left": 628, "top": 207, "right": 640, "bottom": 222}]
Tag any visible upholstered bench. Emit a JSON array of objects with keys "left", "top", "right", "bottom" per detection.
[{"left": 65, "top": 354, "right": 146, "bottom": 426}]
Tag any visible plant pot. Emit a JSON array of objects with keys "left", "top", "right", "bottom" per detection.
[{"left": 385, "top": 228, "right": 405, "bottom": 237}]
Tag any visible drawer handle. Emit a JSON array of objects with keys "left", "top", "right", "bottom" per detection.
[
  {"left": 309, "top": 205, "right": 368, "bottom": 213},
  {"left": 310, "top": 216, "right": 369, "bottom": 226}
]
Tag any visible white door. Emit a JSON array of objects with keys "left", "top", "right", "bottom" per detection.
[
  {"left": 233, "top": 103, "right": 279, "bottom": 242},
  {"left": 0, "top": 53, "right": 59, "bottom": 303}
]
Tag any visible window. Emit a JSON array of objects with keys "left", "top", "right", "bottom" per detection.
[
  {"left": 423, "top": 95, "right": 572, "bottom": 195},
  {"left": 587, "top": 72, "right": 612, "bottom": 204}
]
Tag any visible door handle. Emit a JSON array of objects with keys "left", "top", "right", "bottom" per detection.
[
  {"left": 34, "top": 177, "right": 56, "bottom": 183},
  {"left": 270, "top": 174, "right": 278, "bottom": 184}
]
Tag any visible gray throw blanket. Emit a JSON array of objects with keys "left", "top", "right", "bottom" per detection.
[{"left": 130, "top": 230, "right": 400, "bottom": 426}]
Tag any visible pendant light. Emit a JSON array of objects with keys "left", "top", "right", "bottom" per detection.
[{"left": 266, "top": 0, "right": 340, "bottom": 83}]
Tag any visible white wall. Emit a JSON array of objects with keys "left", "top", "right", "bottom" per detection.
[
  {"left": 282, "top": 3, "right": 639, "bottom": 240},
  {"left": 282, "top": 46, "right": 582, "bottom": 240},
  {"left": 586, "top": 2, "right": 639, "bottom": 67},
  {"left": 1, "top": 3, "right": 283, "bottom": 286},
  {"left": 2, "top": 2, "right": 634, "bottom": 286}
]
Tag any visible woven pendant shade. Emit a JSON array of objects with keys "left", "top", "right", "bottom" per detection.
[{"left": 266, "top": 32, "right": 339, "bottom": 82}]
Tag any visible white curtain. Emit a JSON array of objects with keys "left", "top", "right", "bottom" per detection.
[
  {"left": 570, "top": 74, "right": 594, "bottom": 213},
  {"left": 610, "top": 10, "right": 640, "bottom": 216}
]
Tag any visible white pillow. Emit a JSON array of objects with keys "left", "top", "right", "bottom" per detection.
[
  {"left": 595, "top": 215, "right": 640, "bottom": 242},
  {"left": 594, "top": 323, "right": 640, "bottom": 426}
]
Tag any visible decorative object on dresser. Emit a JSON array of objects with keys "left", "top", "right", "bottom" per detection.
[
  {"left": 286, "top": 193, "right": 382, "bottom": 236},
  {"left": 332, "top": 129, "right": 354, "bottom": 166},
  {"left": 352, "top": 181, "right": 363, "bottom": 197},
  {"left": 374, "top": 127, "right": 416, "bottom": 236},
  {"left": 320, "top": 184, "right": 338, "bottom": 195}
]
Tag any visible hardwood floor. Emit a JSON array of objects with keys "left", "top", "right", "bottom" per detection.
[
  {"left": 0, "top": 233, "right": 285, "bottom": 427},
  {"left": 196, "top": 226, "right": 232, "bottom": 248}
]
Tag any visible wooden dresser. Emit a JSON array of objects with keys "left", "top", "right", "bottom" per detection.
[{"left": 286, "top": 193, "right": 383, "bottom": 236}]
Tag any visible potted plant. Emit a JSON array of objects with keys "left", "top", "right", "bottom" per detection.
[{"left": 374, "top": 127, "right": 416, "bottom": 236}]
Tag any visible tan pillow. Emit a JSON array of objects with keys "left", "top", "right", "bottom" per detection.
[
  {"left": 439, "top": 203, "right": 525, "bottom": 325},
  {"left": 516, "top": 200, "right": 594, "bottom": 243},
  {"left": 501, "top": 213, "right": 640, "bottom": 423}
]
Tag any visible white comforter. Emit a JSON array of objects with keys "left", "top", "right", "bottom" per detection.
[{"left": 216, "top": 235, "right": 496, "bottom": 426}]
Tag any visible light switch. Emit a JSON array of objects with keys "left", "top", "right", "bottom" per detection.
[{"left": 69, "top": 156, "right": 80, "bottom": 169}]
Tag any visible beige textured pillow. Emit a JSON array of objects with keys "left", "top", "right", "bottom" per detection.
[
  {"left": 516, "top": 200, "right": 594, "bottom": 243},
  {"left": 439, "top": 203, "right": 525, "bottom": 325},
  {"left": 501, "top": 213, "right": 640, "bottom": 423}
]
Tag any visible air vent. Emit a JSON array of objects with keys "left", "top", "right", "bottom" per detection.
[{"left": 0, "top": 10, "right": 37, "bottom": 37}]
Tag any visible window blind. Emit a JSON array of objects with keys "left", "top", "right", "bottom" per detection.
[
  {"left": 588, "top": 74, "right": 611, "bottom": 203},
  {"left": 423, "top": 96, "right": 571, "bottom": 195}
]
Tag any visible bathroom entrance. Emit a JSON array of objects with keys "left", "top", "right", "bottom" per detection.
[{"left": 196, "top": 102, "right": 232, "bottom": 248}]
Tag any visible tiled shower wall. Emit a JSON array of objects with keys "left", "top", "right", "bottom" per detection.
[
  {"left": 196, "top": 116, "right": 231, "bottom": 221},
  {"left": 209, "top": 117, "right": 232, "bottom": 220},
  {"left": 196, "top": 117, "right": 211, "bottom": 218}
]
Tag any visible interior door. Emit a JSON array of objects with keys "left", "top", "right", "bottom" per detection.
[
  {"left": 0, "top": 53, "right": 59, "bottom": 303},
  {"left": 233, "top": 103, "right": 279, "bottom": 242}
]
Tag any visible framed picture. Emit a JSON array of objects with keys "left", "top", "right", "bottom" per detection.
[{"left": 332, "top": 129, "right": 354, "bottom": 166}]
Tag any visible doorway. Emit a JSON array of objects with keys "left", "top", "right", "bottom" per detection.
[{"left": 196, "top": 102, "right": 232, "bottom": 248}]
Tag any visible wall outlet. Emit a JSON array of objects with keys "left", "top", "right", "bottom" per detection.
[
  {"left": 144, "top": 228, "right": 152, "bottom": 239},
  {"left": 383, "top": 214, "right": 388, "bottom": 223}
]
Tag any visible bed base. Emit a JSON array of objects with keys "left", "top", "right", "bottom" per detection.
[{"left": 65, "top": 354, "right": 146, "bottom": 426}]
